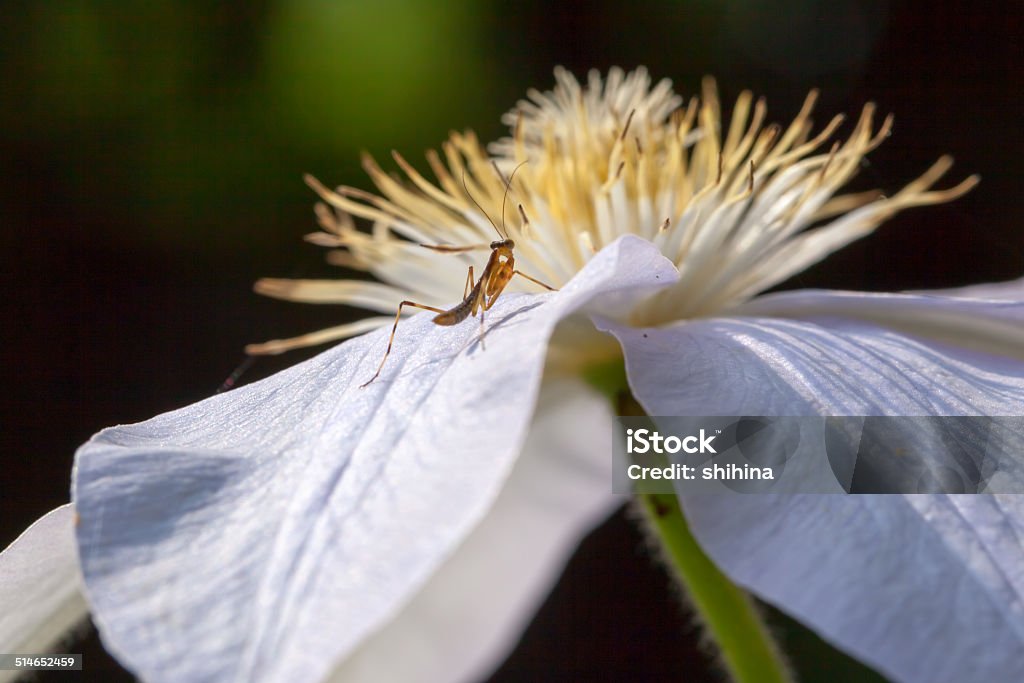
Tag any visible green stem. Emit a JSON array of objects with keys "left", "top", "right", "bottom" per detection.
[
  {"left": 583, "top": 357, "right": 792, "bottom": 683},
  {"left": 639, "top": 493, "right": 793, "bottom": 683}
]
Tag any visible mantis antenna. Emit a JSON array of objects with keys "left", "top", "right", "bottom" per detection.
[
  {"left": 462, "top": 168, "right": 504, "bottom": 240},
  {"left": 461, "top": 160, "right": 529, "bottom": 240},
  {"left": 494, "top": 160, "right": 528, "bottom": 241}
]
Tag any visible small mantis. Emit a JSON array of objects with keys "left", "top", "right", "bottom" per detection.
[{"left": 361, "top": 161, "right": 556, "bottom": 387}]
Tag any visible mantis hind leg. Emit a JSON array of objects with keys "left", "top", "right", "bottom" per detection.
[
  {"left": 361, "top": 300, "right": 447, "bottom": 388},
  {"left": 512, "top": 269, "right": 558, "bottom": 291}
]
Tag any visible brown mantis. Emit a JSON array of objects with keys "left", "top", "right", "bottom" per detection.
[{"left": 361, "top": 162, "right": 557, "bottom": 387}]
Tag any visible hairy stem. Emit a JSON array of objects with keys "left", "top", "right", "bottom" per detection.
[
  {"left": 639, "top": 492, "right": 793, "bottom": 683},
  {"left": 583, "top": 356, "right": 793, "bottom": 683}
]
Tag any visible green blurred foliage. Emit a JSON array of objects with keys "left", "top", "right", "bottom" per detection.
[
  {"left": 262, "top": 0, "right": 490, "bottom": 154},
  {"left": 0, "top": 0, "right": 492, "bottom": 252}
]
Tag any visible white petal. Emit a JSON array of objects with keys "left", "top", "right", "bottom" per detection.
[
  {"left": 0, "top": 504, "right": 88, "bottom": 683},
  {"left": 602, "top": 309, "right": 1024, "bottom": 683},
  {"left": 72, "top": 235, "right": 675, "bottom": 683},
  {"left": 331, "top": 377, "right": 620, "bottom": 683},
  {"left": 678, "top": 495, "right": 1024, "bottom": 683},
  {"left": 734, "top": 288, "right": 1024, "bottom": 361},
  {"left": 601, "top": 311, "right": 1024, "bottom": 417},
  {"left": 909, "top": 276, "right": 1024, "bottom": 301},
  {"left": 602, "top": 311, "right": 1024, "bottom": 489}
]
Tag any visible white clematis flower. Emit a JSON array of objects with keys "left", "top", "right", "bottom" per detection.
[{"left": 5, "top": 67, "right": 1024, "bottom": 683}]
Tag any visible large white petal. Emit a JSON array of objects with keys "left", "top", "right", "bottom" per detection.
[
  {"left": 908, "top": 276, "right": 1024, "bottom": 301},
  {"left": 72, "top": 235, "right": 674, "bottom": 683},
  {"left": 332, "top": 377, "right": 620, "bottom": 682},
  {"left": 734, "top": 288, "right": 1024, "bottom": 361},
  {"left": 602, "top": 313, "right": 1024, "bottom": 417},
  {"left": 0, "top": 505, "right": 88, "bottom": 683},
  {"left": 679, "top": 495, "right": 1024, "bottom": 683},
  {"left": 602, "top": 308, "right": 1024, "bottom": 683}
]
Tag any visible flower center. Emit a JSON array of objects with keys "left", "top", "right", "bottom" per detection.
[{"left": 247, "top": 66, "right": 978, "bottom": 355}]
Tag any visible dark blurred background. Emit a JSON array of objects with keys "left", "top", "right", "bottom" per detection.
[{"left": 1, "top": 1, "right": 1021, "bottom": 680}]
